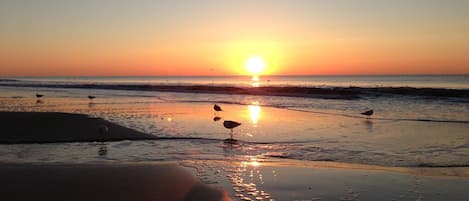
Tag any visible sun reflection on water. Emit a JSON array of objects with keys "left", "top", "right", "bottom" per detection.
[
  {"left": 228, "top": 156, "right": 272, "bottom": 200},
  {"left": 251, "top": 75, "right": 260, "bottom": 87},
  {"left": 248, "top": 102, "right": 261, "bottom": 126}
]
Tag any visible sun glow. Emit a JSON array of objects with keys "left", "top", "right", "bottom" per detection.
[
  {"left": 246, "top": 56, "right": 265, "bottom": 75},
  {"left": 248, "top": 101, "right": 261, "bottom": 125}
]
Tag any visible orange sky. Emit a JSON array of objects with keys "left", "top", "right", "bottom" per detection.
[{"left": 1, "top": 1, "right": 468, "bottom": 76}]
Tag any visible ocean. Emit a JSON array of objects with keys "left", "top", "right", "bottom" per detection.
[
  {"left": 0, "top": 75, "right": 468, "bottom": 167},
  {"left": 2, "top": 74, "right": 469, "bottom": 88}
]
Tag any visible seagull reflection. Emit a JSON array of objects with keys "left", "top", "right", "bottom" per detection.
[
  {"left": 363, "top": 119, "right": 373, "bottom": 132},
  {"left": 35, "top": 99, "right": 44, "bottom": 105},
  {"left": 98, "top": 142, "right": 108, "bottom": 156},
  {"left": 213, "top": 116, "right": 222, "bottom": 122}
]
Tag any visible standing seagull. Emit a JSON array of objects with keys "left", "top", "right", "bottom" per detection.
[
  {"left": 98, "top": 124, "right": 109, "bottom": 142},
  {"left": 360, "top": 109, "right": 374, "bottom": 118},
  {"left": 36, "top": 93, "right": 44, "bottom": 98},
  {"left": 213, "top": 104, "right": 223, "bottom": 114},
  {"left": 223, "top": 120, "right": 241, "bottom": 142}
]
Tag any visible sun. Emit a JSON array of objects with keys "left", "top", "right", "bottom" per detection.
[{"left": 246, "top": 56, "right": 265, "bottom": 75}]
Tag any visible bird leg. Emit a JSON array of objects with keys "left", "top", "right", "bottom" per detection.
[{"left": 230, "top": 129, "right": 233, "bottom": 140}]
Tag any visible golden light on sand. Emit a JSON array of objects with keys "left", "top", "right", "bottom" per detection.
[
  {"left": 246, "top": 56, "right": 265, "bottom": 75},
  {"left": 248, "top": 101, "right": 261, "bottom": 125}
]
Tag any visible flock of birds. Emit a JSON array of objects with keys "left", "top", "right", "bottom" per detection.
[
  {"left": 213, "top": 104, "right": 242, "bottom": 143},
  {"left": 213, "top": 103, "right": 374, "bottom": 143},
  {"left": 35, "top": 93, "right": 374, "bottom": 144}
]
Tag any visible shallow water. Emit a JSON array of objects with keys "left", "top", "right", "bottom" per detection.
[{"left": 1, "top": 86, "right": 468, "bottom": 167}]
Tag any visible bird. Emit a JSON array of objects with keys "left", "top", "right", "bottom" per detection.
[
  {"left": 360, "top": 109, "right": 374, "bottom": 118},
  {"left": 36, "top": 93, "right": 43, "bottom": 98},
  {"left": 223, "top": 120, "right": 241, "bottom": 142},
  {"left": 98, "top": 125, "right": 109, "bottom": 142},
  {"left": 88, "top": 96, "right": 96, "bottom": 101},
  {"left": 213, "top": 104, "right": 222, "bottom": 114}
]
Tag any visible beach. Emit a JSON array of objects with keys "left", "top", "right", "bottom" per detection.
[
  {"left": 0, "top": 162, "right": 232, "bottom": 201},
  {"left": 0, "top": 111, "right": 468, "bottom": 201},
  {"left": 0, "top": 112, "right": 157, "bottom": 144},
  {"left": 0, "top": 110, "right": 468, "bottom": 201},
  {"left": 1, "top": 76, "right": 469, "bottom": 200},
  {"left": 2, "top": 0, "right": 469, "bottom": 199}
]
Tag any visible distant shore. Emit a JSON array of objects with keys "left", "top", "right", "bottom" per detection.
[{"left": 0, "top": 112, "right": 157, "bottom": 144}]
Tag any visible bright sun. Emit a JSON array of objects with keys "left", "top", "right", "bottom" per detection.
[{"left": 246, "top": 56, "right": 265, "bottom": 74}]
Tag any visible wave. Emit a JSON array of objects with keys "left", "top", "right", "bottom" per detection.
[
  {"left": 114, "top": 137, "right": 469, "bottom": 167},
  {"left": 286, "top": 108, "right": 469, "bottom": 124},
  {"left": 2, "top": 82, "right": 469, "bottom": 100}
]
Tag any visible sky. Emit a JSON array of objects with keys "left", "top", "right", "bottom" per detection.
[{"left": 1, "top": 0, "right": 469, "bottom": 76}]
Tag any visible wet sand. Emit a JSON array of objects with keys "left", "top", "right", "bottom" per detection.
[
  {"left": 0, "top": 111, "right": 468, "bottom": 200},
  {"left": 0, "top": 162, "right": 232, "bottom": 201},
  {"left": 0, "top": 112, "right": 157, "bottom": 143}
]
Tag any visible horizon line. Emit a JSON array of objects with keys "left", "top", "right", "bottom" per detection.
[{"left": 1, "top": 73, "right": 469, "bottom": 78}]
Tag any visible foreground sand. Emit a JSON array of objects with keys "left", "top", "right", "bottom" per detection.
[
  {"left": 0, "top": 112, "right": 157, "bottom": 143},
  {"left": 0, "top": 162, "right": 232, "bottom": 201},
  {"left": 1, "top": 112, "right": 469, "bottom": 201},
  {"left": 1, "top": 160, "right": 469, "bottom": 201}
]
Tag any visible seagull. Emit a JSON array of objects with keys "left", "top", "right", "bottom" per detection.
[
  {"left": 213, "top": 104, "right": 222, "bottom": 114},
  {"left": 223, "top": 120, "right": 241, "bottom": 142},
  {"left": 36, "top": 93, "right": 43, "bottom": 98},
  {"left": 98, "top": 125, "right": 109, "bottom": 142},
  {"left": 360, "top": 109, "right": 374, "bottom": 118},
  {"left": 88, "top": 96, "right": 96, "bottom": 101}
]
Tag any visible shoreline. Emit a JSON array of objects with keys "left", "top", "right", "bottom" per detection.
[
  {"left": 2, "top": 159, "right": 469, "bottom": 179},
  {"left": 1, "top": 111, "right": 468, "bottom": 200}
]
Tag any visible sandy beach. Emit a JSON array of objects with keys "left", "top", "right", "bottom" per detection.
[
  {"left": 2, "top": 0, "right": 469, "bottom": 200},
  {"left": 0, "top": 111, "right": 468, "bottom": 201},
  {"left": 0, "top": 162, "right": 232, "bottom": 201},
  {"left": 0, "top": 112, "right": 157, "bottom": 143}
]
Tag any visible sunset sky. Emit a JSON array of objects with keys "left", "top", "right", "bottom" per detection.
[{"left": 1, "top": 0, "right": 468, "bottom": 76}]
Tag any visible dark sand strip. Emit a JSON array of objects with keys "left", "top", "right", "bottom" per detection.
[
  {"left": 0, "top": 162, "right": 231, "bottom": 201},
  {"left": 0, "top": 112, "right": 157, "bottom": 144}
]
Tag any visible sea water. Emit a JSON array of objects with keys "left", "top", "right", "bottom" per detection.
[{"left": 0, "top": 75, "right": 468, "bottom": 167}]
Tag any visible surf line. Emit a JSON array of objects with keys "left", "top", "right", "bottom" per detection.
[{"left": 286, "top": 108, "right": 469, "bottom": 124}]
